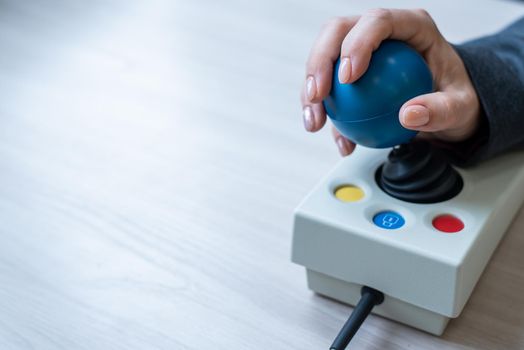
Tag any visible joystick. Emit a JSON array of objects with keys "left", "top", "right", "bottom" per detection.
[
  {"left": 292, "top": 39, "right": 524, "bottom": 349},
  {"left": 324, "top": 41, "right": 461, "bottom": 206}
]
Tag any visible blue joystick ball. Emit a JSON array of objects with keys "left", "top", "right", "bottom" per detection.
[{"left": 323, "top": 40, "right": 433, "bottom": 148}]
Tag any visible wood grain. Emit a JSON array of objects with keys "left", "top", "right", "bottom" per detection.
[{"left": 1, "top": 0, "right": 524, "bottom": 349}]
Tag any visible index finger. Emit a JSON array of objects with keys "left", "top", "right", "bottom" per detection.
[
  {"left": 305, "top": 16, "right": 359, "bottom": 103},
  {"left": 338, "top": 8, "right": 441, "bottom": 83}
]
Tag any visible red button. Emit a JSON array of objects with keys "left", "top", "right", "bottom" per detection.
[{"left": 432, "top": 214, "right": 464, "bottom": 233}]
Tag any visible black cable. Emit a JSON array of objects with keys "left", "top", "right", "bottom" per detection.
[{"left": 329, "top": 286, "right": 385, "bottom": 350}]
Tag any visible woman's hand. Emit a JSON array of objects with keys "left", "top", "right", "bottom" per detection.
[{"left": 300, "top": 9, "right": 480, "bottom": 156}]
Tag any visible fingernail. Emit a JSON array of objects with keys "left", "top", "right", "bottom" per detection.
[
  {"left": 401, "top": 105, "right": 430, "bottom": 127},
  {"left": 338, "top": 57, "right": 351, "bottom": 83},
  {"left": 303, "top": 106, "right": 315, "bottom": 131},
  {"left": 336, "top": 136, "right": 350, "bottom": 156},
  {"left": 306, "top": 76, "right": 317, "bottom": 101}
]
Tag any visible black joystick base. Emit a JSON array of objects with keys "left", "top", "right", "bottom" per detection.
[{"left": 375, "top": 140, "right": 463, "bottom": 204}]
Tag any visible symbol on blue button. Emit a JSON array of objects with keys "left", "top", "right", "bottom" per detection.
[{"left": 373, "top": 211, "right": 405, "bottom": 229}]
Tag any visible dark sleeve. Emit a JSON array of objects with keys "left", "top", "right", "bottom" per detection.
[{"left": 440, "top": 17, "right": 524, "bottom": 166}]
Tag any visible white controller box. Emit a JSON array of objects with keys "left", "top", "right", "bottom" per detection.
[{"left": 291, "top": 147, "right": 524, "bottom": 334}]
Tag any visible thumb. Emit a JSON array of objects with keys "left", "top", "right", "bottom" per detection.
[
  {"left": 399, "top": 91, "right": 457, "bottom": 132},
  {"left": 398, "top": 91, "right": 477, "bottom": 141}
]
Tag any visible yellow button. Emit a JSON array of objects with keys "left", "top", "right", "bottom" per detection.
[{"left": 334, "top": 185, "right": 365, "bottom": 202}]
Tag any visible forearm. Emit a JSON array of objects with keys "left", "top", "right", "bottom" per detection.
[{"left": 444, "top": 17, "right": 524, "bottom": 165}]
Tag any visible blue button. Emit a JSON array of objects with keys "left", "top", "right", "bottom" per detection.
[{"left": 373, "top": 211, "right": 405, "bottom": 229}]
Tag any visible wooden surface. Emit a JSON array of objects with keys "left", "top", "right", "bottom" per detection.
[{"left": 1, "top": 0, "right": 524, "bottom": 349}]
